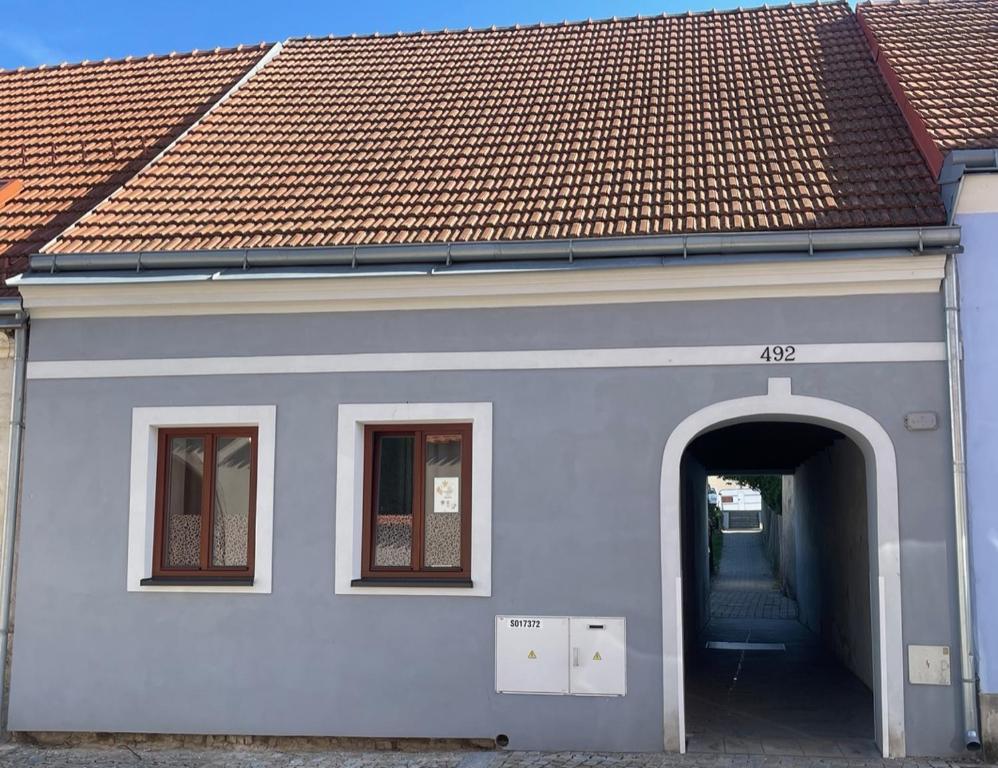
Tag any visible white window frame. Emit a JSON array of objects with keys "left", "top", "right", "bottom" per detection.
[
  {"left": 335, "top": 402, "right": 493, "bottom": 597},
  {"left": 127, "top": 405, "right": 277, "bottom": 594}
]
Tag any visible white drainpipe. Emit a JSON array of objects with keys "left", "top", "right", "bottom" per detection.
[
  {"left": 0, "top": 319, "right": 26, "bottom": 732},
  {"left": 943, "top": 251, "right": 982, "bottom": 751}
]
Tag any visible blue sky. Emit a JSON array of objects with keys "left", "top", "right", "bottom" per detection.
[{"left": 1, "top": 0, "right": 752, "bottom": 69}]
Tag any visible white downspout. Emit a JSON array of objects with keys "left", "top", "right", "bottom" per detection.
[
  {"left": 0, "top": 319, "right": 26, "bottom": 733},
  {"left": 943, "top": 250, "right": 982, "bottom": 751}
]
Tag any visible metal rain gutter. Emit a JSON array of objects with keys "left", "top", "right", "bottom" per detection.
[
  {"left": 0, "top": 306, "right": 25, "bottom": 734},
  {"left": 7, "top": 247, "right": 942, "bottom": 289},
  {"left": 944, "top": 254, "right": 982, "bottom": 751},
  {"left": 950, "top": 148, "right": 998, "bottom": 171},
  {"left": 939, "top": 152, "right": 986, "bottom": 751},
  {"left": 27, "top": 225, "right": 962, "bottom": 274}
]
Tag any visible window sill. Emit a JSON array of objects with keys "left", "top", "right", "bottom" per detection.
[
  {"left": 140, "top": 576, "right": 254, "bottom": 587},
  {"left": 350, "top": 577, "right": 473, "bottom": 588}
]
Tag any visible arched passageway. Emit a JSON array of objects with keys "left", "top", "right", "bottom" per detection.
[
  {"left": 682, "top": 421, "right": 875, "bottom": 756},
  {"left": 659, "top": 378, "right": 904, "bottom": 757}
]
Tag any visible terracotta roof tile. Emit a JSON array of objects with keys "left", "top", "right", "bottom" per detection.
[
  {"left": 48, "top": 3, "right": 945, "bottom": 256},
  {"left": 0, "top": 179, "right": 23, "bottom": 210},
  {"left": 0, "top": 45, "right": 271, "bottom": 286},
  {"left": 858, "top": 0, "right": 998, "bottom": 168}
]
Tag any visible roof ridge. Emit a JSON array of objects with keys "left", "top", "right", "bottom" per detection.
[
  {"left": 0, "top": 0, "right": 856, "bottom": 76},
  {"left": 0, "top": 41, "right": 272, "bottom": 77},
  {"left": 858, "top": 0, "right": 983, "bottom": 6},
  {"left": 290, "top": 0, "right": 851, "bottom": 44}
]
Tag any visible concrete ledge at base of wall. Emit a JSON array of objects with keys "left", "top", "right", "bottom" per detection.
[
  {"left": 12, "top": 732, "right": 498, "bottom": 753},
  {"left": 982, "top": 693, "right": 998, "bottom": 760}
]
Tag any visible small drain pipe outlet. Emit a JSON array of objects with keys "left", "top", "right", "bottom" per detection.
[{"left": 943, "top": 253, "right": 982, "bottom": 752}]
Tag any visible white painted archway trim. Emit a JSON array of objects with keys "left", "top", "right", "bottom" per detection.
[{"left": 659, "top": 377, "right": 904, "bottom": 757}]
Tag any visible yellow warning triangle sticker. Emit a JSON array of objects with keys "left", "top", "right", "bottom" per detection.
[
  {"left": 527, "top": 650, "right": 537, "bottom": 659},
  {"left": 593, "top": 651, "right": 602, "bottom": 661}
]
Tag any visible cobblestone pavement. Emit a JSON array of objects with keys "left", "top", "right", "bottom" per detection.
[
  {"left": 708, "top": 589, "right": 798, "bottom": 620},
  {"left": 708, "top": 532, "right": 797, "bottom": 620},
  {"left": 0, "top": 745, "right": 988, "bottom": 768}
]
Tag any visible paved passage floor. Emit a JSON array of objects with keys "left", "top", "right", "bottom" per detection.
[
  {"left": 686, "top": 531, "right": 877, "bottom": 757},
  {"left": 708, "top": 530, "right": 798, "bottom": 621}
]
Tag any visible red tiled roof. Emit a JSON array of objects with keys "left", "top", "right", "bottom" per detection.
[
  {"left": 46, "top": 1, "right": 946, "bottom": 256},
  {"left": 857, "top": 0, "right": 998, "bottom": 175},
  {"left": 0, "top": 179, "right": 22, "bottom": 209},
  {"left": 0, "top": 45, "right": 271, "bottom": 288}
]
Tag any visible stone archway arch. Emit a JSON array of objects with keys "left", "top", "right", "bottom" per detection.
[{"left": 659, "top": 377, "right": 904, "bottom": 757}]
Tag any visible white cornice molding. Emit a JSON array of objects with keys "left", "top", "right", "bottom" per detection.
[
  {"left": 27, "top": 342, "right": 947, "bottom": 381},
  {"left": 17, "top": 255, "right": 946, "bottom": 319}
]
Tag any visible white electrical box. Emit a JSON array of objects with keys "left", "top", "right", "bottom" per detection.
[
  {"left": 495, "top": 616, "right": 569, "bottom": 694},
  {"left": 569, "top": 617, "right": 626, "bottom": 696},
  {"left": 908, "top": 644, "right": 951, "bottom": 685},
  {"left": 496, "top": 615, "right": 627, "bottom": 697}
]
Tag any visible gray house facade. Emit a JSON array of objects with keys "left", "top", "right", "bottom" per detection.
[
  {"left": 8, "top": 241, "right": 967, "bottom": 757},
  {"left": 1, "top": 3, "right": 983, "bottom": 760}
]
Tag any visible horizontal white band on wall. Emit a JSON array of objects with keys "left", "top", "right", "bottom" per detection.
[{"left": 27, "top": 342, "right": 947, "bottom": 380}]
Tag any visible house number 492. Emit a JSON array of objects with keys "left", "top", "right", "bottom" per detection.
[{"left": 760, "top": 345, "right": 796, "bottom": 362}]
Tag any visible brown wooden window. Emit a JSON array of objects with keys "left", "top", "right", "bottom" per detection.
[
  {"left": 145, "top": 426, "right": 258, "bottom": 584},
  {"left": 358, "top": 423, "right": 472, "bottom": 585}
]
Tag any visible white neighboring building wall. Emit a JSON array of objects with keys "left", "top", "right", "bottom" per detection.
[{"left": 718, "top": 487, "right": 762, "bottom": 511}]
